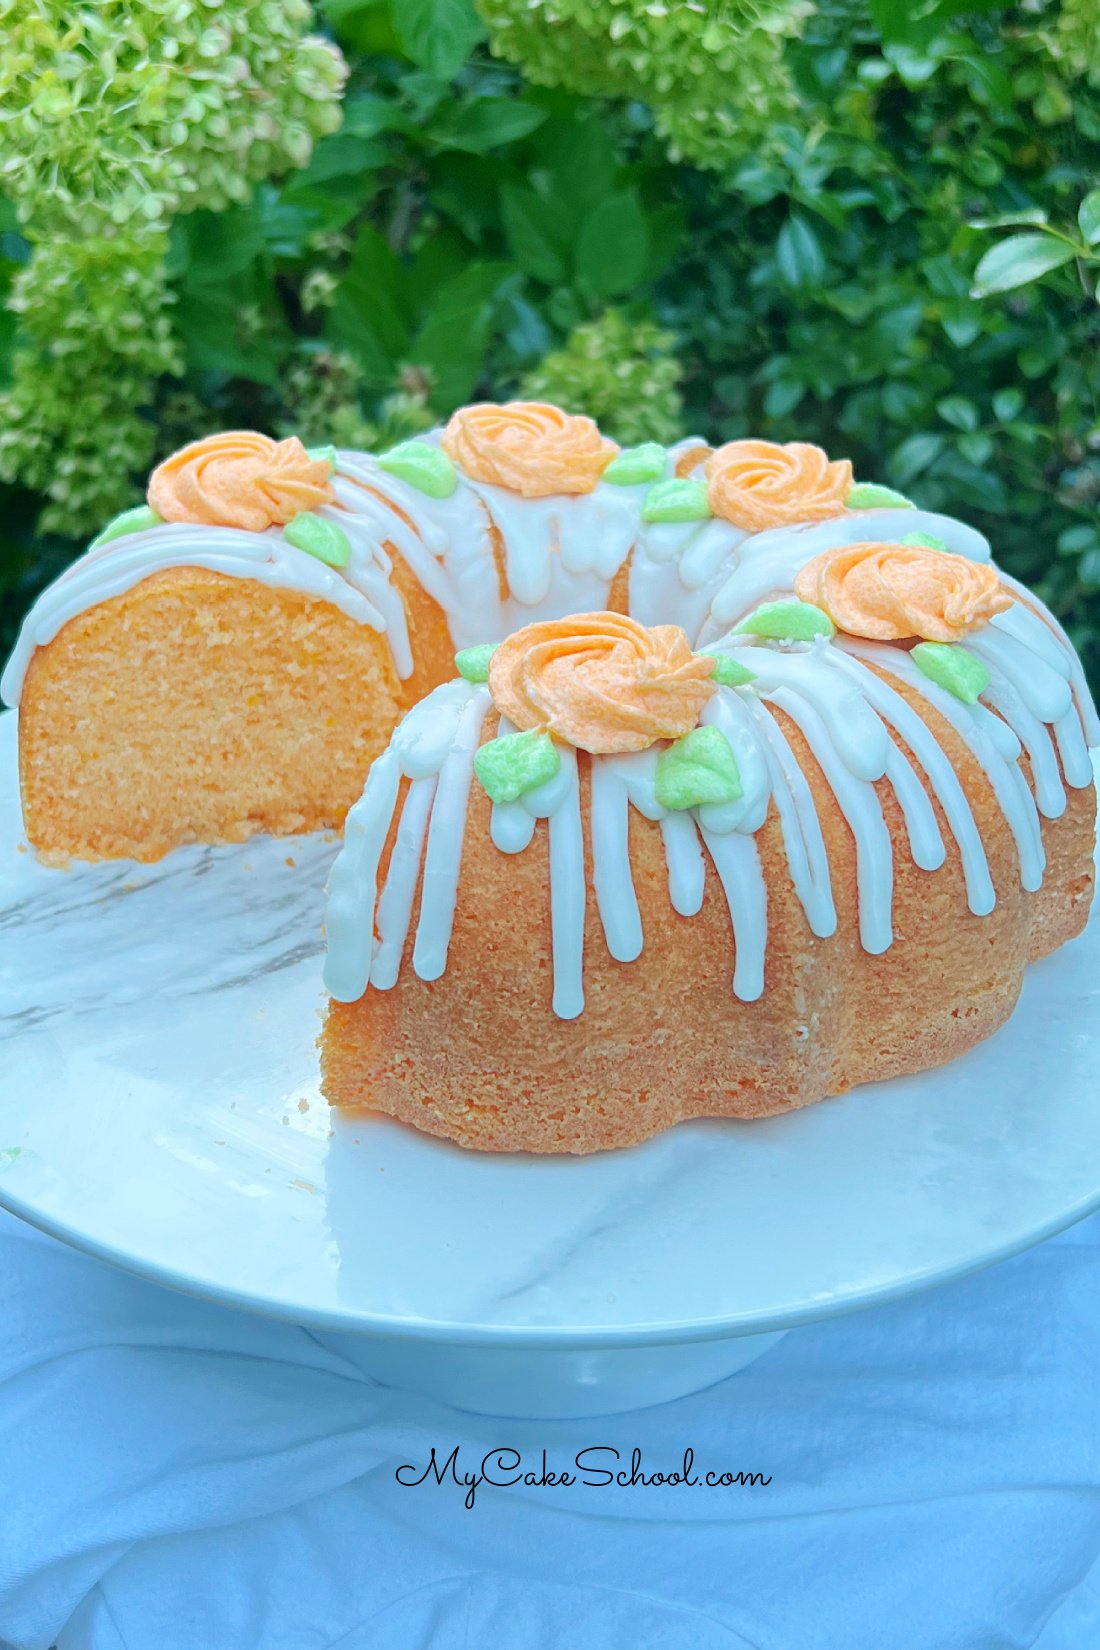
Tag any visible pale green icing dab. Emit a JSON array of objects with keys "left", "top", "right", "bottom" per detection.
[
  {"left": 603, "top": 443, "right": 667, "bottom": 486},
  {"left": 655, "top": 726, "right": 742, "bottom": 810},
  {"left": 641, "top": 477, "right": 711, "bottom": 523},
  {"left": 474, "top": 729, "right": 561, "bottom": 803},
  {"left": 703, "top": 651, "right": 757, "bottom": 687},
  {"left": 307, "top": 444, "right": 338, "bottom": 471},
  {"left": 846, "top": 483, "right": 914, "bottom": 510},
  {"left": 911, "top": 641, "right": 990, "bottom": 703},
  {"left": 89, "top": 504, "right": 163, "bottom": 550},
  {"left": 284, "top": 511, "right": 352, "bottom": 568},
  {"left": 734, "top": 600, "right": 835, "bottom": 641},
  {"left": 377, "top": 440, "right": 458, "bottom": 499},
  {"left": 455, "top": 643, "right": 499, "bottom": 683},
  {"left": 901, "top": 530, "right": 949, "bottom": 551}
]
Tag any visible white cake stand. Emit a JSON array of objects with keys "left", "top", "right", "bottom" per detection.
[{"left": 1, "top": 712, "right": 1098, "bottom": 1417}]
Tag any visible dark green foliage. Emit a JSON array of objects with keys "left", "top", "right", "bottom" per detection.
[{"left": 2, "top": 0, "right": 1098, "bottom": 689}]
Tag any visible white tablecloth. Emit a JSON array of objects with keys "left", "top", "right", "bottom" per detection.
[{"left": 1, "top": 1205, "right": 1098, "bottom": 1649}]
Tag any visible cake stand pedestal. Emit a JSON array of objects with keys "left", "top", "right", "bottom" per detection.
[{"left": 1, "top": 713, "right": 1098, "bottom": 1419}]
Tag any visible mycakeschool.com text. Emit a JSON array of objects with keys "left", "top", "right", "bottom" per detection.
[{"left": 394, "top": 1446, "right": 773, "bottom": 1510}]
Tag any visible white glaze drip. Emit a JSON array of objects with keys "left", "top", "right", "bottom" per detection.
[
  {"left": 546, "top": 746, "right": 586, "bottom": 1019},
  {"left": 746, "top": 697, "right": 838, "bottom": 939},
  {"left": 660, "top": 812, "right": 707, "bottom": 916},
  {"left": 323, "top": 750, "right": 402, "bottom": 1003},
  {"left": 699, "top": 828, "right": 768, "bottom": 1001},
  {"left": 997, "top": 574, "right": 1100, "bottom": 748},
  {"left": 372, "top": 775, "right": 436, "bottom": 989},
  {"left": 322, "top": 680, "right": 487, "bottom": 1003},
  {"left": 411, "top": 689, "right": 488, "bottom": 981},
  {"left": 767, "top": 684, "right": 894, "bottom": 954},
  {"left": 824, "top": 648, "right": 995, "bottom": 915},
  {"left": 839, "top": 640, "right": 1046, "bottom": 894},
  {"left": 590, "top": 757, "right": 643, "bottom": 964}
]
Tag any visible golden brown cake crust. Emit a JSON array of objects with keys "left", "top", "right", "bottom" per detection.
[{"left": 321, "top": 681, "right": 1096, "bottom": 1155}]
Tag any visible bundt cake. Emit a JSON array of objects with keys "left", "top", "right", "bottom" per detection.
[
  {"left": 321, "top": 595, "right": 1096, "bottom": 1153},
  {"left": 3, "top": 401, "right": 1096, "bottom": 1154}
]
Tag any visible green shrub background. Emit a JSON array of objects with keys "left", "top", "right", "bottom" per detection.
[{"left": 1, "top": 0, "right": 1099, "bottom": 684}]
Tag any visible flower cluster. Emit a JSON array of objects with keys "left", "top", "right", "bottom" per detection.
[
  {"left": 0, "top": 0, "right": 346, "bottom": 536},
  {"left": 519, "top": 311, "right": 685, "bottom": 447},
  {"left": 478, "top": 0, "right": 812, "bottom": 171}
]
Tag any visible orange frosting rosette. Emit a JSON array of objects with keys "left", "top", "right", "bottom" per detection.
[
  {"left": 148, "top": 432, "right": 335, "bottom": 533},
  {"left": 705, "top": 439, "right": 852, "bottom": 533},
  {"left": 794, "top": 540, "right": 1012, "bottom": 642},
  {"left": 440, "top": 401, "right": 619, "bottom": 498},
  {"left": 488, "top": 613, "right": 717, "bottom": 755}
]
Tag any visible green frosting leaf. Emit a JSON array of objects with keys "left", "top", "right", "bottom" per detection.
[
  {"left": 378, "top": 440, "right": 458, "bottom": 499},
  {"left": 705, "top": 652, "right": 757, "bottom": 687},
  {"left": 89, "top": 504, "right": 162, "bottom": 550},
  {"left": 475, "top": 730, "right": 561, "bottom": 804},
  {"left": 455, "top": 643, "right": 499, "bottom": 683},
  {"left": 602, "top": 442, "right": 667, "bottom": 486},
  {"left": 640, "top": 476, "right": 711, "bottom": 523},
  {"left": 284, "top": 511, "right": 352, "bottom": 568},
  {"left": 911, "top": 641, "right": 990, "bottom": 703},
  {"left": 733, "top": 600, "right": 835, "bottom": 641},
  {"left": 901, "top": 530, "right": 949, "bottom": 551},
  {"left": 307, "top": 444, "right": 338, "bottom": 472},
  {"left": 846, "top": 482, "right": 914, "bottom": 510},
  {"left": 655, "top": 726, "right": 742, "bottom": 811}
]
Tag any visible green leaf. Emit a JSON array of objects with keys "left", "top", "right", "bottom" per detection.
[
  {"left": 957, "top": 431, "right": 993, "bottom": 465},
  {"left": 391, "top": 0, "right": 485, "bottom": 80},
  {"left": 182, "top": 209, "right": 268, "bottom": 283},
  {"left": 408, "top": 261, "right": 510, "bottom": 407},
  {"left": 1057, "top": 523, "right": 1099, "bottom": 556},
  {"left": 763, "top": 379, "right": 805, "bottom": 419},
  {"left": 433, "top": 99, "right": 546, "bottom": 154},
  {"left": 891, "top": 432, "right": 945, "bottom": 486},
  {"left": 775, "top": 215, "right": 826, "bottom": 290},
  {"left": 328, "top": 225, "right": 412, "bottom": 383},
  {"left": 971, "top": 233, "right": 1076, "bottom": 297},
  {"left": 1079, "top": 190, "right": 1100, "bottom": 248},
  {"left": 966, "top": 208, "right": 1048, "bottom": 230},
  {"left": 174, "top": 287, "right": 282, "bottom": 384},
  {"left": 937, "top": 395, "right": 979, "bottom": 432},
  {"left": 992, "top": 387, "right": 1025, "bottom": 422},
  {"left": 500, "top": 185, "right": 567, "bottom": 284},
  {"left": 288, "top": 133, "right": 387, "bottom": 186},
  {"left": 575, "top": 192, "right": 649, "bottom": 298},
  {"left": 542, "top": 116, "right": 620, "bottom": 217}
]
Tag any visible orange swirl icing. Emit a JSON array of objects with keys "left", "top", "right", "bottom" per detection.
[
  {"left": 488, "top": 612, "right": 717, "bottom": 755},
  {"left": 705, "top": 439, "right": 852, "bottom": 533},
  {"left": 440, "top": 401, "right": 619, "bottom": 497},
  {"left": 793, "top": 540, "right": 1012, "bottom": 642},
  {"left": 674, "top": 444, "right": 714, "bottom": 478},
  {"left": 148, "top": 432, "right": 335, "bottom": 533}
]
